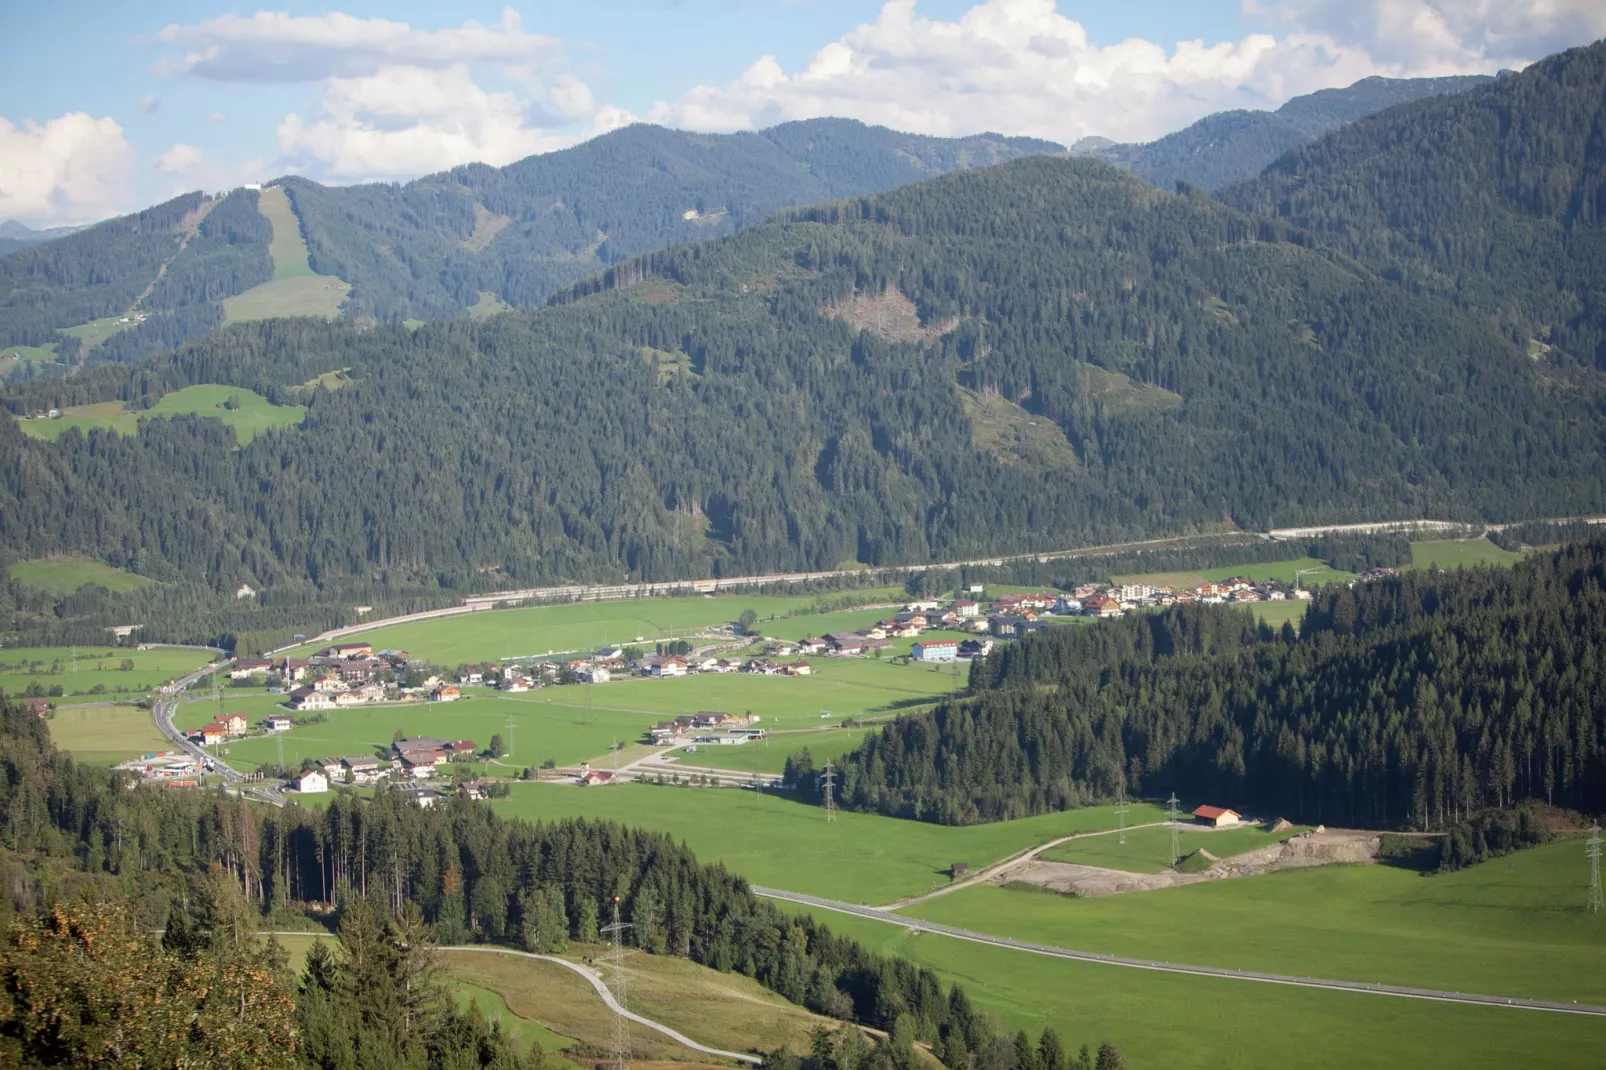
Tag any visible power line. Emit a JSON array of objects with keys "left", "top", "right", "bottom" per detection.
[
  {"left": 1166, "top": 793, "right": 1181, "bottom": 869},
  {"left": 1588, "top": 823, "right": 1602, "bottom": 915},
  {"left": 821, "top": 763, "right": 837, "bottom": 823},
  {"left": 600, "top": 896, "right": 633, "bottom": 1070}
]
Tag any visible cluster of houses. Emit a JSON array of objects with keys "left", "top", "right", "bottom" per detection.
[
  {"left": 115, "top": 752, "right": 201, "bottom": 788},
  {"left": 228, "top": 643, "right": 414, "bottom": 713},
  {"left": 645, "top": 711, "right": 766, "bottom": 747},
  {"left": 290, "top": 735, "right": 480, "bottom": 795}
]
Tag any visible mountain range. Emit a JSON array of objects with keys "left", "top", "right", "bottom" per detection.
[{"left": 4, "top": 42, "right": 1606, "bottom": 597}]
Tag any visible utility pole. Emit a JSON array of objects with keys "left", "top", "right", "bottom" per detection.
[
  {"left": 1589, "top": 824, "right": 1602, "bottom": 915},
  {"left": 1166, "top": 793, "right": 1181, "bottom": 868},
  {"left": 600, "top": 897, "right": 633, "bottom": 1070},
  {"left": 1117, "top": 791, "right": 1128, "bottom": 845},
  {"left": 821, "top": 763, "right": 837, "bottom": 823}
]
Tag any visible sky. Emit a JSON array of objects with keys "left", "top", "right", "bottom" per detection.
[{"left": 1, "top": 0, "right": 1604, "bottom": 227}]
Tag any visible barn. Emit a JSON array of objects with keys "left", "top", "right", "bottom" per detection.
[{"left": 1192, "top": 805, "right": 1241, "bottom": 827}]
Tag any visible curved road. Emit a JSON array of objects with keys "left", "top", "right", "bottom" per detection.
[
  {"left": 152, "top": 659, "right": 285, "bottom": 806},
  {"left": 439, "top": 946, "right": 761, "bottom": 1064},
  {"left": 754, "top": 887, "right": 1606, "bottom": 1017}
]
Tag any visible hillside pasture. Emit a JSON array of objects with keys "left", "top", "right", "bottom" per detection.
[
  {"left": 1408, "top": 538, "right": 1526, "bottom": 570},
  {"left": 15, "top": 385, "right": 304, "bottom": 444},
  {"left": 0, "top": 342, "right": 61, "bottom": 367},
  {"left": 1112, "top": 555, "right": 1355, "bottom": 591},
  {"left": 59, "top": 315, "right": 139, "bottom": 350},
  {"left": 259, "top": 186, "right": 313, "bottom": 279},
  {"left": 904, "top": 839, "right": 1606, "bottom": 1005},
  {"left": 0, "top": 645, "right": 213, "bottom": 702},
  {"left": 496, "top": 784, "right": 1167, "bottom": 903},
  {"left": 1037, "top": 822, "right": 1303, "bottom": 872},
  {"left": 8, "top": 555, "right": 154, "bottom": 595},
  {"left": 220, "top": 185, "right": 350, "bottom": 323},
  {"left": 792, "top": 905, "right": 1606, "bottom": 1070}
]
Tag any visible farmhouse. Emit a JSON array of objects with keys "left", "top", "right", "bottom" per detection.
[
  {"left": 1192, "top": 805, "right": 1242, "bottom": 827},
  {"left": 262, "top": 713, "right": 294, "bottom": 732},
  {"left": 23, "top": 697, "right": 51, "bottom": 717},
  {"left": 580, "top": 770, "right": 616, "bottom": 786},
  {"left": 278, "top": 657, "right": 314, "bottom": 681},
  {"left": 323, "top": 642, "right": 373, "bottom": 659},
  {"left": 649, "top": 657, "right": 687, "bottom": 678},
  {"left": 296, "top": 770, "right": 328, "bottom": 794},
  {"left": 911, "top": 639, "right": 958, "bottom": 662},
  {"left": 785, "top": 660, "right": 813, "bottom": 676},
  {"left": 229, "top": 658, "right": 272, "bottom": 680},
  {"left": 430, "top": 685, "right": 462, "bottom": 702},
  {"left": 393, "top": 783, "right": 442, "bottom": 808},
  {"left": 341, "top": 757, "right": 384, "bottom": 784},
  {"left": 197, "top": 723, "right": 228, "bottom": 746},
  {"left": 288, "top": 687, "right": 335, "bottom": 712},
  {"left": 217, "top": 712, "right": 248, "bottom": 736}
]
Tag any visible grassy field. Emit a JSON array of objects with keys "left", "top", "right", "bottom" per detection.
[
  {"left": 1112, "top": 556, "right": 1355, "bottom": 591},
  {"left": 0, "top": 342, "right": 61, "bottom": 365},
  {"left": 173, "top": 689, "right": 665, "bottom": 771},
  {"left": 1407, "top": 538, "right": 1527, "bottom": 570},
  {"left": 1248, "top": 599, "right": 1309, "bottom": 628},
  {"left": 222, "top": 186, "right": 350, "bottom": 323},
  {"left": 16, "top": 385, "right": 305, "bottom": 444},
  {"left": 467, "top": 291, "right": 514, "bottom": 318},
  {"left": 790, "top": 904, "right": 1606, "bottom": 1070},
  {"left": 496, "top": 784, "right": 1166, "bottom": 903},
  {"left": 0, "top": 645, "right": 213, "bottom": 702},
  {"left": 904, "top": 839, "right": 1606, "bottom": 1004},
  {"left": 520, "top": 657, "right": 957, "bottom": 731},
  {"left": 298, "top": 590, "right": 905, "bottom": 664},
  {"left": 677, "top": 724, "right": 878, "bottom": 774},
  {"left": 1037, "top": 822, "right": 1304, "bottom": 872},
  {"left": 449, "top": 980, "right": 582, "bottom": 1066},
  {"left": 8, "top": 555, "right": 154, "bottom": 595},
  {"left": 60, "top": 315, "right": 140, "bottom": 350},
  {"left": 45, "top": 703, "right": 171, "bottom": 765}
]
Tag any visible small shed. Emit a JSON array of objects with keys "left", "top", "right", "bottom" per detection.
[
  {"left": 1191, "top": 805, "right": 1241, "bottom": 827},
  {"left": 950, "top": 862, "right": 970, "bottom": 879}
]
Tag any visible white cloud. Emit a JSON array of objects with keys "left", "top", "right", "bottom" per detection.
[
  {"left": 1249, "top": 0, "right": 1606, "bottom": 69},
  {"left": 0, "top": 112, "right": 133, "bottom": 226},
  {"left": 155, "top": 143, "right": 206, "bottom": 174},
  {"left": 139, "top": 94, "right": 161, "bottom": 114},
  {"left": 152, "top": 7, "right": 559, "bottom": 83},
  {"left": 277, "top": 64, "right": 574, "bottom": 179},
  {"left": 645, "top": 0, "right": 1595, "bottom": 146}
]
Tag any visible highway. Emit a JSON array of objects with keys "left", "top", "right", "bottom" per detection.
[{"left": 753, "top": 886, "right": 1606, "bottom": 1017}]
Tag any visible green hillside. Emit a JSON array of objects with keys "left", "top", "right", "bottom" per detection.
[
  {"left": 3, "top": 139, "right": 1605, "bottom": 592},
  {"left": 1223, "top": 40, "right": 1606, "bottom": 371},
  {"left": 1077, "top": 73, "right": 1487, "bottom": 190},
  {"left": 221, "top": 186, "right": 350, "bottom": 325}
]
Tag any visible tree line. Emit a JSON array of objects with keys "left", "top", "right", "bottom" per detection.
[
  {"left": 830, "top": 540, "right": 1606, "bottom": 827},
  {"left": 0, "top": 700, "right": 1113, "bottom": 1067}
]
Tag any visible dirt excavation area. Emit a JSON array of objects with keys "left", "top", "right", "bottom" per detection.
[{"left": 1007, "top": 828, "right": 1384, "bottom": 898}]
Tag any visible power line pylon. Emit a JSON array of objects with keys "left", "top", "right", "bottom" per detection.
[
  {"left": 505, "top": 716, "right": 517, "bottom": 761},
  {"left": 1588, "top": 824, "right": 1602, "bottom": 915},
  {"left": 1166, "top": 793, "right": 1181, "bottom": 868},
  {"left": 1117, "top": 791, "right": 1128, "bottom": 845},
  {"left": 600, "top": 896, "right": 633, "bottom": 1070},
  {"left": 821, "top": 763, "right": 837, "bottom": 823}
]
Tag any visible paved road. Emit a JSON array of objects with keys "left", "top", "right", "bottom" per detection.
[
  {"left": 755, "top": 887, "right": 1606, "bottom": 1017},
  {"left": 151, "top": 659, "right": 285, "bottom": 806},
  {"left": 439, "top": 946, "right": 761, "bottom": 1064}
]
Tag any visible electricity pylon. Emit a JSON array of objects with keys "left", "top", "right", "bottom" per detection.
[
  {"left": 1588, "top": 824, "right": 1602, "bottom": 914},
  {"left": 1117, "top": 791, "right": 1128, "bottom": 845},
  {"left": 1166, "top": 793, "right": 1181, "bottom": 868},
  {"left": 821, "top": 763, "right": 837, "bottom": 823},
  {"left": 600, "top": 897, "right": 633, "bottom": 1070}
]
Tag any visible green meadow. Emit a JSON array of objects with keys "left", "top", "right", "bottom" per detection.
[
  {"left": 495, "top": 784, "right": 1167, "bottom": 903},
  {"left": 301, "top": 589, "right": 904, "bottom": 663},
  {"left": 60, "top": 314, "right": 140, "bottom": 350},
  {"left": 788, "top": 904, "right": 1606, "bottom": 1070},
  {"left": 1408, "top": 538, "right": 1527, "bottom": 570},
  {"left": 1111, "top": 555, "right": 1355, "bottom": 591},
  {"left": 222, "top": 186, "right": 351, "bottom": 324},
  {"left": 518, "top": 657, "right": 957, "bottom": 730},
  {"left": 0, "top": 342, "right": 61, "bottom": 366},
  {"left": 16, "top": 384, "right": 305, "bottom": 444},
  {"left": 1037, "top": 822, "right": 1304, "bottom": 872},
  {"left": 44, "top": 703, "right": 172, "bottom": 765},
  {"left": 8, "top": 555, "right": 154, "bottom": 595},
  {"left": 0, "top": 645, "right": 212, "bottom": 702},
  {"left": 904, "top": 839, "right": 1606, "bottom": 1004}
]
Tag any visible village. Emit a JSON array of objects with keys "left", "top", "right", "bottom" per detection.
[{"left": 153, "top": 573, "right": 1322, "bottom": 798}]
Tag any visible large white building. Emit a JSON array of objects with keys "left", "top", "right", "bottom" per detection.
[{"left": 297, "top": 770, "right": 328, "bottom": 794}]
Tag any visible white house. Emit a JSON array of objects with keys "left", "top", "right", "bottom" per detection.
[
  {"left": 297, "top": 770, "right": 328, "bottom": 794},
  {"left": 912, "top": 639, "right": 959, "bottom": 662}
]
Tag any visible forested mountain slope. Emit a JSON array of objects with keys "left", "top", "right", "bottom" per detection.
[
  {"left": 0, "top": 219, "right": 86, "bottom": 258},
  {"left": 0, "top": 189, "right": 272, "bottom": 362},
  {"left": 1072, "top": 73, "right": 1488, "bottom": 191},
  {"left": 834, "top": 539, "right": 1606, "bottom": 826},
  {"left": 1223, "top": 40, "right": 1606, "bottom": 368},
  {"left": 3, "top": 154, "right": 1602, "bottom": 594},
  {"left": 284, "top": 118, "right": 1061, "bottom": 321}
]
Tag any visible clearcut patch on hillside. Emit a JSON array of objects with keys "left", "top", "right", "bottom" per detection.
[
  {"left": 1077, "top": 363, "right": 1184, "bottom": 414},
  {"left": 959, "top": 387, "right": 1080, "bottom": 470},
  {"left": 462, "top": 203, "right": 512, "bottom": 252},
  {"left": 825, "top": 286, "right": 958, "bottom": 343}
]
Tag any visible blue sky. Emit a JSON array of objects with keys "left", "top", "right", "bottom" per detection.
[{"left": 2, "top": 0, "right": 1603, "bottom": 226}]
